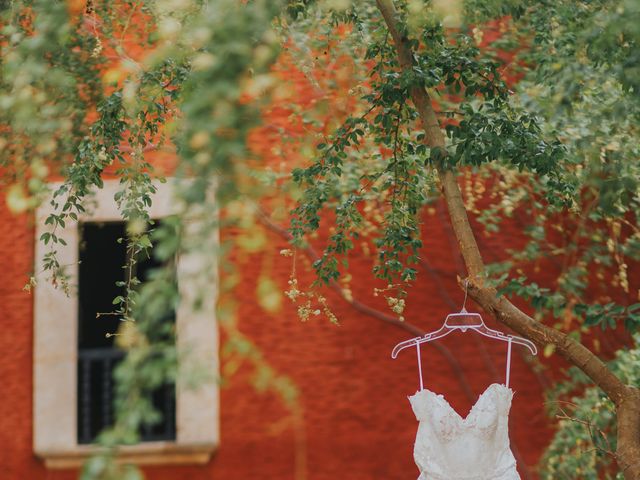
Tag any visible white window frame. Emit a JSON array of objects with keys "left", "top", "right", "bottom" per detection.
[{"left": 33, "top": 178, "right": 219, "bottom": 468}]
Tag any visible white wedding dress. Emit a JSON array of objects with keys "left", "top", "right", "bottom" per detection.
[{"left": 408, "top": 382, "right": 520, "bottom": 480}]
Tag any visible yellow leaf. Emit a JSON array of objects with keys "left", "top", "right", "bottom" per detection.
[
  {"left": 543, "top": 344, "right": 556, "bottom": 358},
  {"left": 103, "top": 68, "right": 123, "bottom": 85},
  {"left": 257, "top": 276, "right": 282, "bottom": 313},
  {"left": 6, "top": 184, "right": 29, "bottom": 214},
  {"left": 236, "top": 230, "right": 266, "bottom": 252}
]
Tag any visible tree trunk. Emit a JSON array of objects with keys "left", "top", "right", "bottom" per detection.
[{"left": 374, "top": 0, "right": 640, "bottom": 477}]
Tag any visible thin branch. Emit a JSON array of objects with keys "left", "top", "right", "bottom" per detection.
[
  {"left": 553, "top": 404, "right": 617, "bottom": 461},
  {"left": 255, "top": 205, "right": 476, "bottom": 402},
  {"left": 118, "top": 142, "right": 158, "bottom": 153}
]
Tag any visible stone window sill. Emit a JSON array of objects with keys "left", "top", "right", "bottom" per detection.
[{"left": 36, "top": 442, "right": 217, "bottom": 469}]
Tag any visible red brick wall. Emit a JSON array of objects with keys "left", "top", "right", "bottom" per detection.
[
  {"left": 0, "top": 195, "right": 559, "bottom": 480},
  {"left": 0, "top": 205, "right": 47, "bottom": 479}
]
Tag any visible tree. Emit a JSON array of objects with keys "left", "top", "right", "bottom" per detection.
[{"left": 1, "top": 0, "right": 638, "bottom": 478}]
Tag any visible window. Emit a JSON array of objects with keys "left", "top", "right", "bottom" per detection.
[
  {"left": 77, "top": 220, "right": 176, "bottom": 444},
  {"left": 33, "top": 179, "right": 219, "bottom": 468}
]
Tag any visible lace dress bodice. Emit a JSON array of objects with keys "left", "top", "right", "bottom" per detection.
[{"left": 409, "top": 383, "right": 520, "bottom": 480}]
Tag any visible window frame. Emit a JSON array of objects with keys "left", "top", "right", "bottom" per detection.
[{"left": 33, "top": 179, "right": 219, "bottom": 468}]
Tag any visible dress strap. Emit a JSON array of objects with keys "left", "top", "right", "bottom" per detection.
[
  {"left": 505, "top": 336, "right": 513, "bottom": 388},
  {"left": 416, "top": 343, "right": 424, "bottom": 391}
]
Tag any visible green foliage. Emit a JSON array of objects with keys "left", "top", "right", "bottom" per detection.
[
  {"left": 0, "top": 0, "right": 102, "bottom": 208},
  {"left": 289, "top": 1, "right": 572, "bottom": 287},
  {"left": 476, "top": 0, "right": 640, "bottom": 338},
  {"left": 498, "top": 275, "right": 640, "bottom": 333},
  {"left": 520, "top": 0, "right": 640, "bottom": 99},
  {"left": 541, "top": 336, "right": 640, "bottom": 479}
]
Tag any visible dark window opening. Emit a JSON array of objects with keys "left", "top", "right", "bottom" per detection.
[{"left": 77, "top": 221, "right": 176, "bottom": 444}]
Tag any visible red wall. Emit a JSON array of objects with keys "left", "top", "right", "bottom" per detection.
[{"left": 0, "top": 195, "right": 558, "bottom": 480}]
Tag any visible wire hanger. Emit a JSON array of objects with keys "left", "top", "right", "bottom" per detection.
[{"left": 391, "top": 281, "right": 537, "bottom": 390}]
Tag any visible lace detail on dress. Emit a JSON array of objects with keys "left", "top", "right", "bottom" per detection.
[{"left": 409, "top": 383, "right": 520, "bottom": 480}]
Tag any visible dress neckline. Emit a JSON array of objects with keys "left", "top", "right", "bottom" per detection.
[{"left": 409, "top": 383, "right": 512, "bottom": 423}]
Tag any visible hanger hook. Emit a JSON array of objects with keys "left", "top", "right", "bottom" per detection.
[{"left": 462, "top": 279, "right": 469, "bottom": 312}]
